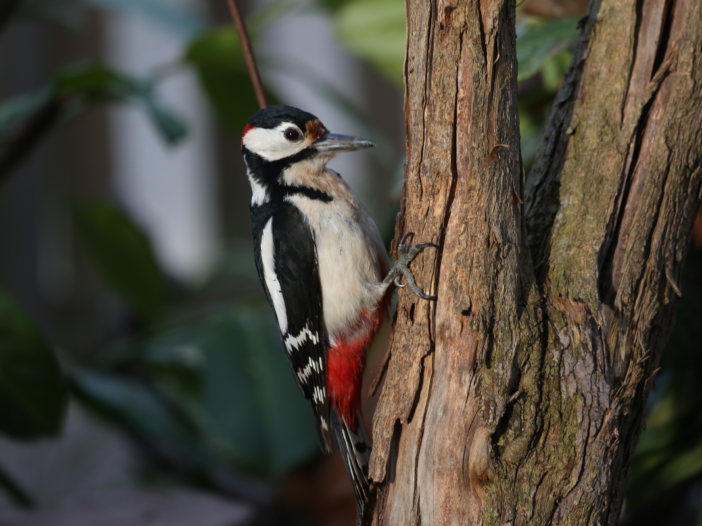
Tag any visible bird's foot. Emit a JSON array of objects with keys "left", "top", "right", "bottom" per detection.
[{"left": 385, "top": 233, "right": 438, "bottom": 301}]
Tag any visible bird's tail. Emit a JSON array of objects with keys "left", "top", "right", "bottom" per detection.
[{"left": 331, "top": 410, "right": 372, "bottom": 524}]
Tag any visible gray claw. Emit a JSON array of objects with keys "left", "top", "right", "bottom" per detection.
[
  {"left": 397, "top": 232, "right": 415, "bottom": 254},
  {"left": 402, "top": 269, "right": 437, "bottom": 301},
  {"left": 384, "top": 232, "right": 439, "bottom": 301},
  {"left": 413, "top": 242, "right": 439, "bottom": 250}
]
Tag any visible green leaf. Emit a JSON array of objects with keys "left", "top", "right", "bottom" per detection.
[
  {"left": 516, "top": 17, "right": 579, "bottom": 82},
  {"left": 241, "top": 313, "right": 320, "bottom": 473},
  {"left": 335, "top": 0, "right": 405, "bottom": 87},
  {"left": 540, "top": 50, "right": 573, "bottom": 91},
  {"left": 0, "top": 64, "right": 186, "bottom": 149},
  {"left": 140, "top": 93, "right": 188, "bottom": 144},
  {"left": 143, "top": 339, "right": 205, "bottom": 396},
  {"left": 73, "top": 201, "right": 166, "bottom": 322},
  {"left": 72, "top": 368, "right": 271, "bottom": 499},
  {"left": 0, "top": 292, "right": 67, "bottom": 438},
  {"left": 144, "top": 309, "right": 319, "bottom": 476},
  {"left": 54, "top": 63, "right": 137, "bottom": 100},
  {"left": 71, "top": 370, "right": 202, "bottom": 455},
  {"left": 54, "top": 63, "right": 187, "bottom": 144},
  {"left": 184, "top": 27, "right": 266, "bottom": 131},
  {"left": 76, "top": 305, "right": 319, "bottom": 477}
]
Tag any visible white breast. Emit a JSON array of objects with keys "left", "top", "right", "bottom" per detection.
[{"left": 285, "top": 181, "right": 389, "bottom": 340}]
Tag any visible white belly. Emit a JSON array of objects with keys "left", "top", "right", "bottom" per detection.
[{"left": 285, "top": 193, "right": 389, "bottom": 339}]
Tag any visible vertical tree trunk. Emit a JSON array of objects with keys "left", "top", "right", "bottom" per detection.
[{"left": 368, "top": 0, "right": 702, "bottom": 523}]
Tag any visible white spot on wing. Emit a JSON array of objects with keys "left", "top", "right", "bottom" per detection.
[
  {"left": 261, "top": 218, "right": 288, "bottom": 334},
  {"left": 247, "top": 170, "right": 269, "bottom": 206},
  {"left": 295, "top": 354, "right": 326, "bottom": 388},
  {"left": 313, "top": 386, "right": 325, "bottom": 404},
  {"left": 284, "top": 323, "right": 320, "bottom": 353}
]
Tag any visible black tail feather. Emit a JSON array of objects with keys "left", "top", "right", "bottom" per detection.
[
  {"left": 313, "top": 412, "right": 332, "bottom": 454},
  {"left": 330, "top": 410, "right": 372, "bottom": 525}
]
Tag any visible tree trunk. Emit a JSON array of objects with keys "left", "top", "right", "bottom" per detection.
[{"left": 367, "top": 0, "right": 702, "bottom": 523}]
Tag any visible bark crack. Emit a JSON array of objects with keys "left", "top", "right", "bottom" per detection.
[
  {"left": 416, "top": 2, "right": 435, "bottom": 202},
  {"left": 410, "top": 353, "right": 434, "bottom": 512},
  {"left": 430, "top": 29, "right": 462, "bottom": 314}
]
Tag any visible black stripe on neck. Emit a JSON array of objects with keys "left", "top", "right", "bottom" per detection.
[
  {"left": 284, "top": 186, "right": 333, "bottom": 202},
  {"left": 244, "top": 147, "right": 333, "bottom": 204},
  {"left": 243, "top": 146, "right": 316, "bottom": 186}
]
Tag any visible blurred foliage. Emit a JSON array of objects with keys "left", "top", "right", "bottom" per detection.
[
  {"left": 16, "top": 0, "right": 88, "bottom": 27},
  {"left": 73, "top": 307, "right": 318, "bottom": 478},
  {"left": 54, "top": 62, "right": 187, "bottom": 144},
  {"left": 3, "top": 0, "right": 701, "bottom": 524},
  {"left": 185, "top": 27, "right": 270, "bottom": 132},
  {"left": 0, "top": 292, "right": 67, "bottom": 439},
  {"left": 333, "top": 3, "right": 579, "bottom": 90},
  {"left": 67, "top": 195, "right": 321, "bottom": 482},
  {"left": 624, "top": 246, "right": 702, "bottom": 522},
  {"left": 316, "top": 0, "right": 357, "bottom": 12},
  {"left": 335, "top": 0, "right": 405, "bottom": 88},
  {"left": 0, "top": 62, "right": 187, "bottom": 167},
  {"left": 72, "top": 201, "right": 166, "bottom": 322},
  {"left": 0, "top": 89, "right": 51, "bottom": 132},
  {"left": 331, "top": 0, "right": 578, "bottom": 167},
  {"left": 516, "top": 16, "right": 580, "bottom": 82},
  {"left": 517, "top": 19, "right": 575, "bottom": 166},
  {"left": 80, "top": 0, "right": 205, "bottom": 37}
]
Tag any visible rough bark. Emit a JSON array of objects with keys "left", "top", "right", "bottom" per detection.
[{"left": 368, "top": 0, "right": 702, "bottom": 524}]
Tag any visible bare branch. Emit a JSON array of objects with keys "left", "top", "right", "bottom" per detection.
[{"left": 226, "top": 0, "right": 268, "bottom": 110}]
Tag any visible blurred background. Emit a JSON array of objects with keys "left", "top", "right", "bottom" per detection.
[{"left": 0, "top": 0, "right": 699, "bottom": 525}]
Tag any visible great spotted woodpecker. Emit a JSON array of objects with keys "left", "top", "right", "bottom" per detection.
[{"left": 241, "top": 105, "right": 435, "bottom": 522}]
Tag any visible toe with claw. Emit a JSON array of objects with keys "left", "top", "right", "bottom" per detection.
[{"left": 384, "top": 232, "right": 438, "bottom": 301}]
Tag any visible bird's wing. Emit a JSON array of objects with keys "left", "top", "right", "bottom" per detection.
[{"left": 252, "top": 203, "right": 332, "bottom": 452}]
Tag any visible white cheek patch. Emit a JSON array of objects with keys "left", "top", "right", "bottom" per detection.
[{"left": 243, "top": 122, "right": 311, "bottom": 161}]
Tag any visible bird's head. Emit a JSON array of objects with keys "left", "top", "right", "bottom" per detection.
[{"left": 241, "top": 105, "right": 374, "bottom": 162}]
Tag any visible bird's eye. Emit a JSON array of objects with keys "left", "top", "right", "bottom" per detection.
[{"left": 284, "top": 128, "right": 302, "bottom": 142}]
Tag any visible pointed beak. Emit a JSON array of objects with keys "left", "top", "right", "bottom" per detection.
[{"left": 313, "top": 133, "right": 375, "bottom": 153}]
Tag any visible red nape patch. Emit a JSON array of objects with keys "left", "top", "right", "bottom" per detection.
[
  {"left": 241, "top": 123, "right": 256, "bottom": 150},
  {"left": 327, "top": 308, "right": 384, "bottom": 430}
]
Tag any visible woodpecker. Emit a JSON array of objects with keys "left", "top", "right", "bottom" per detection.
[{"left": 241, "top": 105, "right": 435, "bottom": 522}]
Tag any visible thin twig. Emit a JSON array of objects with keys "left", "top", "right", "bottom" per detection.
[
  {"left": 0, "top": 459, "right": 34, "bottom": 508},
  {"left": 0, "top": 98, "right": 63, "bottom": 184},
  {"left": 226, "top": 0, "right": 268, "bottom": 110}
]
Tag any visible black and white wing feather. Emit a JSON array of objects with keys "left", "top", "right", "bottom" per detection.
[{"left": 252, "top": 202, "right": 332, "bottom": 452}]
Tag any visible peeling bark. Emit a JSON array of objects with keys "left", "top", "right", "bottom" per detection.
[{"left": 368, "top": 0, "right": 702, "bottom": 524}]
